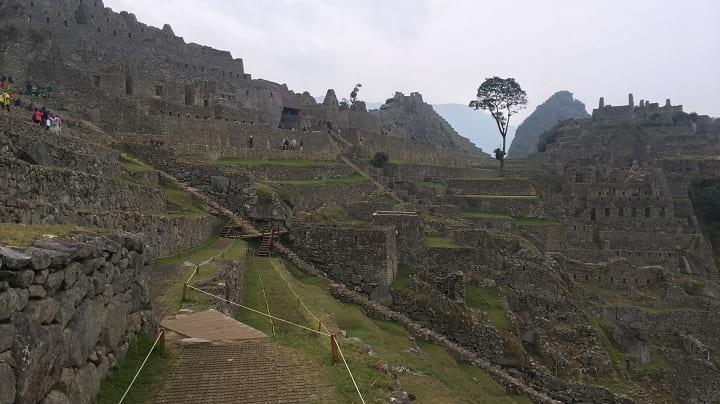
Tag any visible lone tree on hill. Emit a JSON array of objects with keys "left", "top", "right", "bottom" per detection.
[
  {"left": 350, "top": 83, "right": 362, "bottom": 104},
  {"left": 469, "top": 77, "right": 527, "bottom": 176}
]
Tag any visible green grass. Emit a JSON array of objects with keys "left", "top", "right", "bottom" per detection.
[
  {"left": 0, "top": 223, "right": 84, "bottom": 247},
  {"left": 391, "top": 264, "right": 413, "bottom": 290},
  {"left": 459, "top": 195, "right": 538, "bottom": 199},
  {"left": 588, "top": 318, "right": 635, "bottom": 394},
  {"left": 161, "top": 185, "right": 208, "bottom": 218},
  {"left": 262, "top": 174, "right": 367, "bottom": 186},
  {"left": 119, "top": 153, "right": 154, "bottom": 173},
  {"left": 462, "top": 212, "right": 560, "bottom": 226},
  {"left": 420, "top": 181, "right": 445, "bottom": 190},
  {"left": 237, "top": 256, "right": 529, "bottom": 403},
  {"left": 211, "top": 158, "right": 339, "bottom": 167},
  {"left": 96, "top": 335, "right": 173, "bottom": 404},
  {"left": 465, "top": 287, "right": 510, "bottom": 333},
  {"left": 425, "top": 236, "right": 463, "bottom": 248}
]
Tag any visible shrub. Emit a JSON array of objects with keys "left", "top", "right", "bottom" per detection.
[{"left": 371, "top": 151, "right": 389, "bottom": 168}]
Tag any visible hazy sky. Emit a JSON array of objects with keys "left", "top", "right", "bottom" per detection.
[{"left": 105, "top": 0, "right": 719, "bottom": 121}]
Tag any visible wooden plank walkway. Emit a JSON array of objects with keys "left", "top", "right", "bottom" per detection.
[{"left": 161, "top": 309, "right": 267, "bottom": 342}]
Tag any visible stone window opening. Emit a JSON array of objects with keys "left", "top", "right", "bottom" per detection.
[
  {"left": 610, "top": 277, "right": 614, "bottom": 283},
  {"left": 204, "top": 99, "right": 209, "bottom": 107},
  {"left": 28, "top": 15, "right": 32, "bottom": 21},
  {"left": 572, "top": 273, "right": 576, "bottom": 280},
  {"left": 622, "top": 278, "right": 626, "bottom": 284},
  {"left": 64, "top": 20, "right": 68, "bottom": 27},
  {"left": 113, "top": 30, "right": 117, "bottom": 36},
  {"left": 660, "top": 207, "right": 666, "bottom": 217},
  {"left": 584, "top": 274, "right": 589, "bottom": 281},
  {"left": 92, "top": 75, "right": 101, "bottom": 88},
  {"left": 618, "top": 207, "right": 624, "bottom": 217},
  {"left": 646, "top": 279, "right": 651, "bottom": 284},
  {"left": 30, "top": 1, "right": 34, "bottom": 7},
  {"left": 97, "top": 27, "right": 101, "bottom": 32},
  {"left": 46, "top": 17, "right": 50, "bottom": 23},
  {"left": 590, "top": 208, "right": 597, "bottom": 221},
  {"left": 645, "top": 207, "right": 651, "bottom": 218},
  {"left": 128, "top": 32, "right": 132, "bottom": 39},
  {"left": 604, "top": 207, "right": 610, "bottom": 217},
  {"left": 632, "top": 207, "right": 637, "bottom": 217}
]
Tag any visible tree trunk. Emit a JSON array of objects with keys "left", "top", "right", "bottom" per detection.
[{"left": 500, "top": 134, "right": 506, "bottom": 177}]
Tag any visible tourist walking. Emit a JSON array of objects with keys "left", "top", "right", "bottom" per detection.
[
  {"left": 0, "top": 91, "right": 11, "bottom": 112},
  {"left": 291, "top": 138, "right": 297, "bottom": 150},
  {"left": 32, "top": 108, "right": 42, "bottom": 124},
  {"left": 248, "top": 135, "right": 254, "bottom": 148},
  {"left": 299, "top": 140, "right": 304, "bottom": 152}
]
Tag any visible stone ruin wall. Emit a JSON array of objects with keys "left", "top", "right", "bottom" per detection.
[
  {"left": 370, "top": 212, "right": 425, "bottom": 268},
  {"left": 291, "top": 224, "right": 398, "bottom": 292},
  {"left": 0, "top": 232, "right": 155, "bottom": 404}
]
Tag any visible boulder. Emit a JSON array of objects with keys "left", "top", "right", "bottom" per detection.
[
  {"left": 370, "top": 286, "right": 394, "bottom": 306},
  {"left": 0, "top": 246, "right": 31, "bottom": 270},
  {"left": 29, "top": 284, "right": 47, "bottom": 298},
  {"left": 0, "top": 269, "right": 34, "bottom": 288},
  {"left": 24, "top": 141, "right": 56, "bottom": 166},
  {"left": 40, "top": 390, "right": 70, "bottom": 404},
  {"left": 101, "top": 301, "right": 128, "bottom": 351},
  {"left": 210, "top": 175, "right": 230, "bottom": 192}
]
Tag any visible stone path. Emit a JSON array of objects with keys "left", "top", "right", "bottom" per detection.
[
  {"left": 161, "top": 309, "right": 267, "bottom": 342},
  {"left": 155, "top": 341, "right": 332, "bottom": 404}
]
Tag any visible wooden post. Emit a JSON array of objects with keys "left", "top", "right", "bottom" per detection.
[
  {"left": 159, "top": 329, "right": 166, "bottom": 352},
  {"left": 196, "top": 264, "right": 200, "bottom": 276},
  {"left": 317, "top": 320, "right": 322, "bottom": 332},
  {"left": 330, "top": 334, "right": 338, "bottom": 363},
  {"left": 182, "top": 283, "right": 187, "bottom": 301}
]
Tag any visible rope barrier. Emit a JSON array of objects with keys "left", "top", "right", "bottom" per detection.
[
  {"left": 185, "top": 239, "right": 236, "bottom": 285},
  {"left": 252, "top": 255, "right": 275, "bottom": 335},
  {"left": 185, "top": 284, "right": 332, "bottom": 337},
  {"left": 117, "top": 330, "right": 164, "bottom": 404},
  {"left": 268, "top": 259, "right": 366, "bottom": 404}
]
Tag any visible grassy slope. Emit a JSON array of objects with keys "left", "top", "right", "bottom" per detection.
[
  {"left": 425, "top": 236, "right": 463, "bottom": 248},
  {"left": 0, "top": 223, "right": 84, "bottom": 246},
  {"left": 462, "top": 212, "right": 560, "bottom": 225},
  {"left": 212, "top": 158, "right": 339, "bottom": 167},
  {"left": 262, "top": 173, "right": 367, "bottom": 186},
  {"left": 239, "top": 257, "right": 530, "bottom": 403}
]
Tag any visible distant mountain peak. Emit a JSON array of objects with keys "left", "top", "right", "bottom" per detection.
[{"left": 508, "top": 91, "right": 589, "bottom": 158}]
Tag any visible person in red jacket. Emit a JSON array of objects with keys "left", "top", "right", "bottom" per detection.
[{"left": 32, "top": 108, "right": 42, "bottom": 123}]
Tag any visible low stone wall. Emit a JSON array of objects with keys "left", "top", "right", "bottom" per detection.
[
  {"left": 1, "top": 157, "right": 166, "bottom": 214},
  {"left": 443, "top": 195, "right": 544, "bottom": 217},
  {"left": 270, "top": 182, "right": 375, "bottom": 211},
  {"left": 290, "top": 223, "right": 398, "bottom": 289},
  {"left": 447, "top": 178, "right": 535, "bottom": 196},
  {"left": 376, "top": 163, "right": 498, "bottom": 184},
  {"left": 0, "top": 232, "right": 156, "bottom": 404},
  {"left": 229, "top": 164, "right": 352, "bottom": 182}
]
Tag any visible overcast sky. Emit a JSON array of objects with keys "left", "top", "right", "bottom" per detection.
[{"left": 105, "top": 0, "right": 719, "bottom": 121}]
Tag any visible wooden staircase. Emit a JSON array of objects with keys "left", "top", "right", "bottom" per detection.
[{"left": 256, "top": 227, "right": 278, "bottom": 257}]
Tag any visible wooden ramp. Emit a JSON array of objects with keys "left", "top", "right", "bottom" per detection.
[{"left": 161, "top": 309, "right": 266, "bottom": 342}]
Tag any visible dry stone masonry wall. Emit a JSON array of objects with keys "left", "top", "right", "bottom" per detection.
[{"left": 0, "top": 232, "right": 155, "bottom": 404}]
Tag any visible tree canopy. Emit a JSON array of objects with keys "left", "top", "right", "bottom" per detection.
[{"left": 469, "top": 76, "right": 528, "bottom": 138}]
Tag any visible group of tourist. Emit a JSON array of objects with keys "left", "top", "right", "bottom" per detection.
[
  {"left": 31, "top": 106, "right": 63, "bottom": 133},
  {"left": 281, "top": 138, "right": 304, "bottom": 151}
]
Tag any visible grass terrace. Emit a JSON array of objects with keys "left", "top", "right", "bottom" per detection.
[
  {"left": 262, "top": 173, "right": 367, "bottom": 186},
  {"left": 425, "top": 236, "right": 463, "bottom": 248},
  {"left": 209, "top": 158, "right": 340, "bottom": 167},
  {"left": 391, "top": 264, "right": 413, "bottom": 290},
  {"left": 236, "top": 257, "right": 530, "bottom": 403},
  {"left": 161, "top": 185, "right": 208, "bottom": 218},
  {"left": 0, "top": 223, "right": 88, "bottom": 247},
  {"left": 462, "top": 212, "right": 560, "bottom": 225}
]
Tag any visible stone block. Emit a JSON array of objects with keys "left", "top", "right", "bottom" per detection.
[
  {"left": 101, "top": 302, "right": 127, "bottom": 351},
  {"left": 40, "top": 390, "right": 70, "bottom": 404},
  {"left": 0, "top": 290, "right": 19, "bottom": 321},
  {"left": 62, "top": 263, "right": 82, "bottom": 289},
  {"left": 370, "top": 286, "right": 394, "bottom": 306},
  {"left": 0, "top": 323, "right": 16, "bottom": 352},
  {"left": 29, "top": 284, "right": 47, "bottom": 298},
  {"left": 25, "top": 297, "right": 60, "bottom": 325},
  {"left": 0, "top": 362, "right": 16, "bottom": 404},
  {"left": 0, "top": 270, "right": 34, "bottom": 288},
  {"left": 65, "top": 299, "right": 105, "bottom": 367},
  {"left": 34, "top": 269, "right": 49, "bottom": 284},
  {"left": 0, "top": 247, "right": 31, "bottom": 270},
  {"left": 12, "top": 315, "right": 66, "bottom": 404},
  {"left": 45, "top": 271, "right": 65, "bottom": 293}
]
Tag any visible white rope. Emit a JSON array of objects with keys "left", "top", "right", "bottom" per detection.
[
  {"left": 186, "top": 284, "right": 331, "bottom": 337},
  {"left": 335, "top": 339, "right": 366, "bottom": 404},
  {"left": 269, "top": 259, "right": 366, "bottom": 404},
  {"left": 253, "top": 255, "right": 275, "bottom": 335},
  {"left": 117, "top": 330, "right": 164, "bottom": 404},
  {"left": 186, "top": 239, "right": 236, "bottom": 285}
]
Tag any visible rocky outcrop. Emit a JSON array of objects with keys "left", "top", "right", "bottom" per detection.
[
  {"left": 508, "top": 91, "right": 589, "bottom": 158},
  {"left": 0, "top": 232, "right": 156, "bottom": 404}
]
